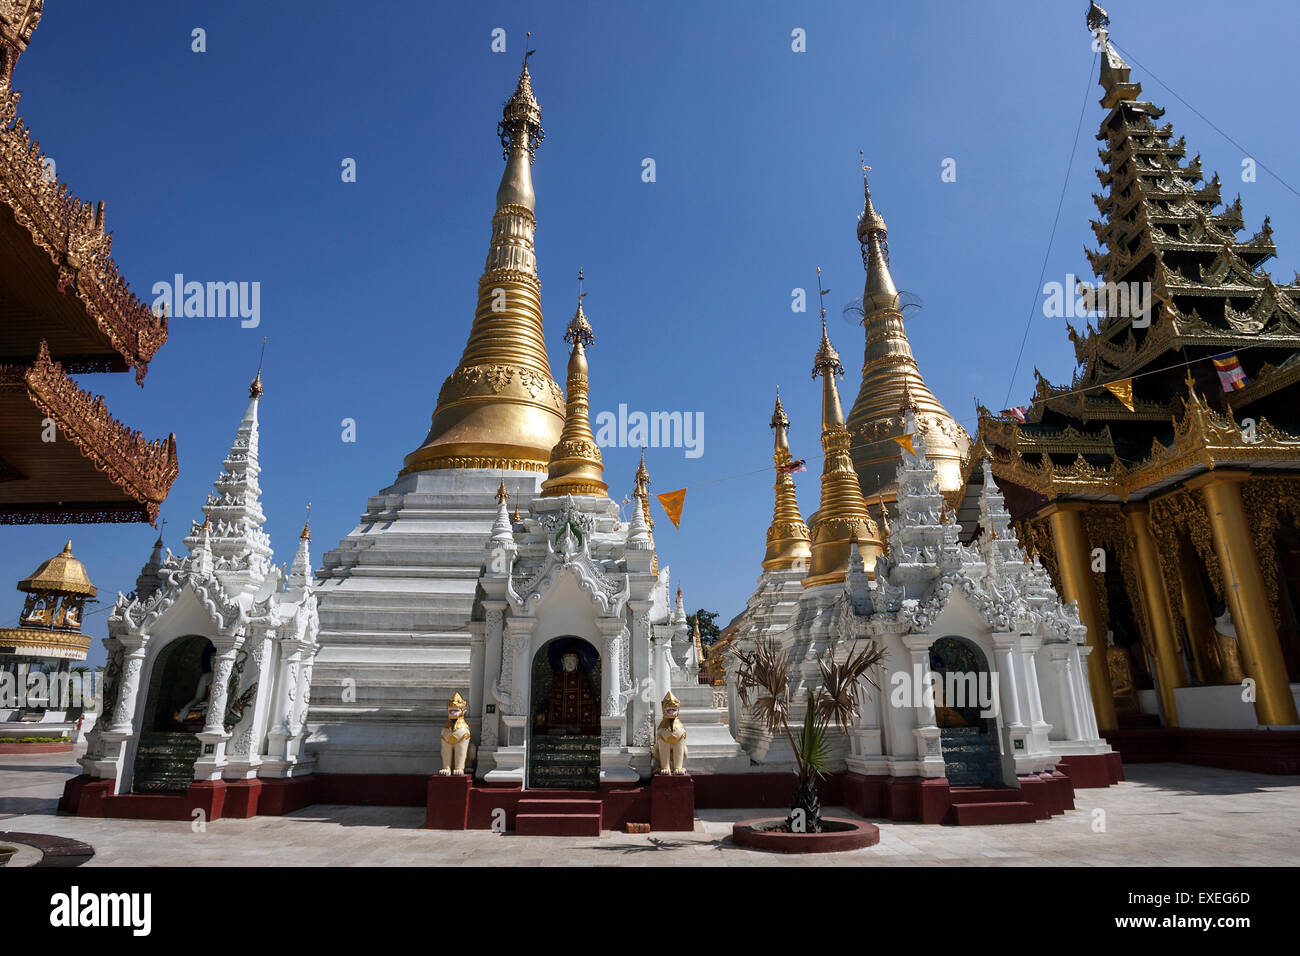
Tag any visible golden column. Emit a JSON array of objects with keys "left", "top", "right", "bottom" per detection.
[
  {"left": 539, "top": 278, "right": 607, "bottom": 498},
  {"left": 1122, "top": 503, "right": 1184, "bottom": 726},
  {"left": 1187, "top": 471, "right": 1300, "bottom": 726},
  {"left": 402, "top": 55, "right": 565, "bottom": 476},
  {"left": 1043, "top": 501, "right": 1117, "bottom": 731},
  {"left": 762, "top": 390, "right": 812, "bottom": 571},
  {"left": 804, "top": 286, "right": 883, "bottom": 589}
]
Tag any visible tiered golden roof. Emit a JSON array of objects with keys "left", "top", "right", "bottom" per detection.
[
  {"left": 18, "top": 540, "right": 96, "bottom": 597},
  {"left": 805, "top": 309, "right": 883, "bottom": 588},
  {"left": 540, "top": 286, "right": 607, "bottom": 498},
  {"left": 402, "top": 56, "right": 564, "bottom": 476},
  {"left": 762, "top": 390, "right": 811, "bottom": 571},
  {"left": 845, "top": 170, "right": 969, "bottom": 500}
]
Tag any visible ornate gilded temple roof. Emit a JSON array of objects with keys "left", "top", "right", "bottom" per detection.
[
  {"left": 0, "top": 12, "right": 177, "bottom": 524},
  {"left": 976, "top": 7, "right": 1300, "bottom": 513},
  {"left": 843, "top": 171, "right": 970, "bottom": 501}
]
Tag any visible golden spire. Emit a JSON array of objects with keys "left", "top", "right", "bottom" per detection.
[
  {"left": 763, "top": 388, "right": 812, "bottom": 572},
  {"left": 300, "top": 502, "right": 311, "bottom": 541},
  {"left": 401, "top": 50, "right": 564, "bottom": 477},
  {"left": 805, "top": 271, "right": 882, "bottom": 588},
  {"left": 249, "top": 336, "right": 266, "bottom": 399},
  {"left": 540, "top": 272, "right": 607, "bottom": 497},
  {"left": 496, "top": 478, "right": 509, "bottom": 505},
  {"left": 844, "top": 166, "right": 969, "bottom": 502},
  {"left": 692, "top": 615, "right": 704, "bottom": 665}
]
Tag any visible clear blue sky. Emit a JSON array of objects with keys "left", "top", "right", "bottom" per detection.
[{"left": 5, "top": 1, "right": 1299, "bottom": 666}]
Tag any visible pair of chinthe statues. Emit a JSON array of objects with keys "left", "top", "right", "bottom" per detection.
[{"left": 437, "top": 690, "right": 688, "bottom": 775}]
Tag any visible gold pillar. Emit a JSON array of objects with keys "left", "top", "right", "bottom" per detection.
[
  {"left": 1188, "top": 471, "right": 1300, "bottom": 726},
  {"left": 1044, "top": 502, "right": 1117, "bottom": 731},
  {"left": 1123, "top": 503, "right": 1183, "bottom": 726}
]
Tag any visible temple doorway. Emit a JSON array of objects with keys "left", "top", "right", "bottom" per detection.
[
  {"left": 930, "top": 636, "right": 1003, "bottom": 787},
  {"left": 527, "top": 636, "right": 601, "bottom": 790},
  {"left": 129, "top": 635, "right": 213, "bottom": 793}
]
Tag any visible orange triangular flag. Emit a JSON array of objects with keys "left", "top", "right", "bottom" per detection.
[
  {"left": 889, "top": 433, "right": 915, "bottom": 456},
  {"left": 1104, "top": 378, "right": 1135, "bottom": 412},
  {"left": 657, "top": 489, "right": 686, "bottom": 529}
]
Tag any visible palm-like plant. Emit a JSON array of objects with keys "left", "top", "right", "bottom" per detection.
[{"left": 734, "top": 635, "right": 885, "bottom": 832}]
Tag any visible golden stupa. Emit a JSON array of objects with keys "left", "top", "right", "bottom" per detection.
[
  {"left": 761, "top": 391, "right": 812, "bottom": 571},
  {"left": 844, "top": 170, "right": 970, "bottom": 501},
  {"left": 540, "top": 280, "right": 608, "bottom": 498},
  {"left": 402, "top": 55, "right": 565, "bottom": 476},
  {"left": 805, "top": 300, "right": 884, "bottom": 588}
]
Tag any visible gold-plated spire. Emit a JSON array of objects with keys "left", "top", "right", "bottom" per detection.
[
  {"left": 496, "top": 478, "right": 509, "bottom": 505},
  {"left": 300, "top": 502, "right": 311, "bottom": 541},
  {"left": 402, "top": 53, "right": 564, "bottom": 476},
  {"left": 806, "top": 274, "right": 883, "bottom": 588},
  {"left": 844, "top": 168, "right": 969, "bottom": 502},
  {"left": 540, "top": 273, "right": 607, "bottom": 497},
  {"left": 249, "top": 336, "right": 266, "bottom": 399},
  {"left": 762, "top": 389, "right": 812, "bottom": 571},
  {"left": 1088, "top": 4, "right": 1142, "bottom": 108}
]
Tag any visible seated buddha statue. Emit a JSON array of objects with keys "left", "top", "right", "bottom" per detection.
[
  {"left": 536, "top": 651, "right": 599, "bottom": 736},
  {"left": 1106, "top": 630, "right": 1139, "bottom": 712}
]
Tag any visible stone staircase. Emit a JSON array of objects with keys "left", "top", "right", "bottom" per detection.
[
  {"left": 130, "top": 731, "right": 200, "bottom": 793},
  {"left": 515, "top": 792, "right": 603, "bottom": 836},
  {"left": 528, "top": 735, "right": 600, "bottom": 790},
  {"left": 940, "top": 726, "right": 1003, "bottom": 786}
]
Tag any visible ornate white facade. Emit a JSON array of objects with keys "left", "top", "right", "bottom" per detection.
[
  {"left": 471, "top": 486, "right": 747, "bottom": 784},
  {"left": 725, "top": 410, "right": 1113, "bottom": 785},
  {"left": 78, "top": 378, "right": 321, "bottom": 794}
]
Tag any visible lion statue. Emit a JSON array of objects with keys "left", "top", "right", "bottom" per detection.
[
  {"left": 655, "top": 690, "right": 688, "bottom": 775},
  {"left": 439, "top": 692, "right": 472, "bottom": 775}
]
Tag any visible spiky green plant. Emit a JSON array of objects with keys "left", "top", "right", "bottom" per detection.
[{"left": 733, "top": 635, "right": 885, "bottom": 832}]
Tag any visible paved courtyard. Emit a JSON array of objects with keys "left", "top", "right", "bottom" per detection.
[{"left": 2, "top": 750, "right": 1297, "bottom": 866}]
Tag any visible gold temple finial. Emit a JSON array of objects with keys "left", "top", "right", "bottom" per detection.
[
  {"left": 763, "top": 385, "right": 811, "bottom": 572},
  {"left": 540, "top": 278, "right": 606, "bottom": 498},
  {"left": 300, "top": 502, "right": 311, "bottom": 541},
  {"left": 249, "top": 336, "right": 266, "bottom": 398},
  {"left": 1184, "top": 368, "right": 1198, "bottom": 395},
  {"left": 496, "top": 478, "right": 509, "bottom": 505}
]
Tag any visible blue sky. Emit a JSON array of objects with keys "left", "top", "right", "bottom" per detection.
[{"left": 5, "top": 1, "right": 1299, "bottom": 666}]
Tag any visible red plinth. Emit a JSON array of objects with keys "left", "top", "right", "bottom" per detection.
[
  {"left": 223, "top": 779, "right": 263, "bottom": 818},
  {"left": 425, "top": 774, "right": 472, "bottom": 829},
  {"left": 650, "top": 773, "right": 695, "bottom": 832}
]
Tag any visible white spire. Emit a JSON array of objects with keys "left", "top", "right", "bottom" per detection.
[
  {"left": 184, "top": 368, "right": 273, "bottom": 583},
  {"left": 134, "top": 530, "right": 166, "bottom": 600},
  {"left": 627, "top": 495, "right": 653, "bottom": 549}
]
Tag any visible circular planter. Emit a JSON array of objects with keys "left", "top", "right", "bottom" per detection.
[
  {"left": 0, "top": 846, "right": 16, "bottom": 867},
  {"left": 731, "top": 817, "right": 880, "bottom": 854}
]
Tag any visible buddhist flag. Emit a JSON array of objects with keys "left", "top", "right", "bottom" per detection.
[
  {"left": 778, "top": 458, "right": 807, "bottom": 474},
  {"left": 657, "top": 488, "right": 686, "bottom": 529},
  {"left": 1104, "top": 378, "right": 1135, "bottom": 411},
  {"left": 1000, "top": 406, "right": 1028, "bottom": 423},
  {"left": 889, "top": 434, "right": 915, "bottom": 456},
  {"left": 1212, "top": 353, "right": 1250, "bottom": 392}
]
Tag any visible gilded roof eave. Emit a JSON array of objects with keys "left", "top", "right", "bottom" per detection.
[{"left": 0, "top": 81, "right": 167, "bottom": 380}]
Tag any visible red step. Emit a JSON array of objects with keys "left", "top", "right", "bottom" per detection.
[
  {"left": 517, "top": 798, "right": 602, "bottom": 816},
  {"left": 947, "top": 786, "right": 1024, "bottom": 805},
  {"left": 951, "top": 800, "right": 1038, "bottom": 825},
  {"left": 515, "top": 813, "right": 601, "bottom": 836}
]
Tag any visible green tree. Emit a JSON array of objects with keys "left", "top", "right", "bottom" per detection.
[{"left": 689, "top": 609, "right": 721, "bottom": 646}]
